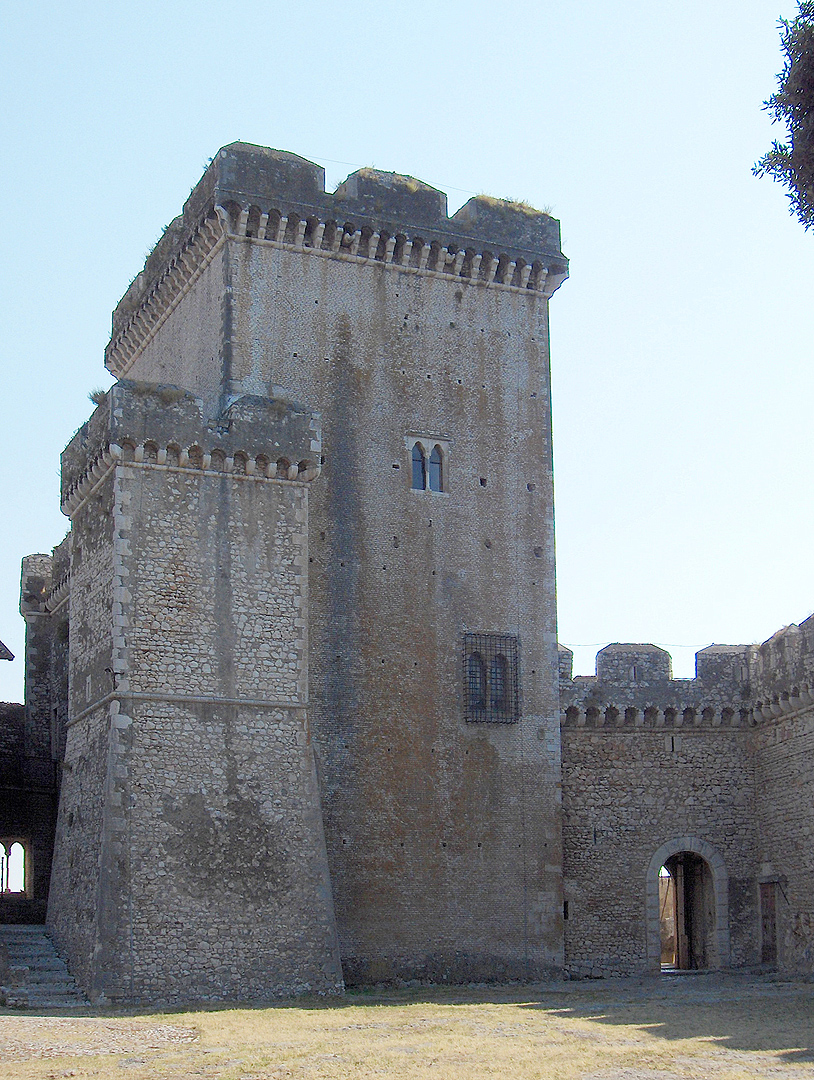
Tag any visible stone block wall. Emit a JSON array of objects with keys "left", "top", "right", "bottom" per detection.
[
  {"left": 47, "top": 382, "right": 342, "bottom": 1003},
  {"left": 559, "top": 644, "right": 760, "bottom": 976},
  {"left": 748, "top": 618, "right": 814, "bottom": 975}
]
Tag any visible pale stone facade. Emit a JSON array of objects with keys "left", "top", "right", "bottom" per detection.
[
  {"left": 559, "top": 634, "right": 814, "bottom": 978},
  {"left": 9, "top": 143, "right": 814, "bottom": 1001}
]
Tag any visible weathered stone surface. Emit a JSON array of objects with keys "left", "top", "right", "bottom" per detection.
[
  {"left": 45, "top": 380, "right": 340, "bottom": 1003},
  {"left": 94, "top": 142, "right": 566, "bottom": 990},
  {"left": 560, "top": 630, "right": 814, "bottom": 979},
  {"left": 8, "top": 143, "right": 814, "bottom": 1003}
]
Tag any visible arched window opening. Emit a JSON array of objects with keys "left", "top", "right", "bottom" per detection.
[
  {"left": 0, "top": 842, "right": 25, "bottom": 893},
  {"left": 490, "top": 654, "right": 509, "bottom": 711},
  {"left": 467, "top": 653, "right": 487, "bottom": 712},
  {"left": 411, "top": 443, "right": 426, "bottom": 490},
  {"left": 429, "top": 445, "right": 443, "bottom": 492}
]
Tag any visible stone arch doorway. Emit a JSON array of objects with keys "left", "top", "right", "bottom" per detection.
[{"left": 646, "top": 836, "right": 729, "bottom": 972}]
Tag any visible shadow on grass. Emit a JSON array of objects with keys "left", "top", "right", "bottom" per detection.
[
  {"left": 7, "top": 972, "right": 812, "bottom": 1064},
  {"left": 515, "top": 974, "right": 814, "bottom": 1064}
]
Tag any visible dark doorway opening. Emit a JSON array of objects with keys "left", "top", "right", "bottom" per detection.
[{"left": 659, "top": 851, "right": 716, "bottom": 970}]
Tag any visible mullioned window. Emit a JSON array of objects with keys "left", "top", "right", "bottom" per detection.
[{"left": 463, "top": 633, "right": 519, "bottom": 722}]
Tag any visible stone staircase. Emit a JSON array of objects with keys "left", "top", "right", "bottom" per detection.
[{"left": 0, "top": 925, "right": 88, "bottom": 1009}]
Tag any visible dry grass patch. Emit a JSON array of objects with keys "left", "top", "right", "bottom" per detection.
[{"left": 0, "top": 974, "right": 812, "bottom": 1080}]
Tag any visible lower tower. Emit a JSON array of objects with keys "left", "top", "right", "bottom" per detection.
[{"left": 45, "top": 381, "right": 341, "bottom": 1002}]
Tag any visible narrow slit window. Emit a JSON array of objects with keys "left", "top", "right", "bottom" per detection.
[
  {"left": 411, "top": 443, "right": 427, "bottom": 490},
  {"left": 429, "top": 445, "right": 443, "bottom": 492}
]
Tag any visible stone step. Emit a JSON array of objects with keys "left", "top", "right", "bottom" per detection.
[
  {"left": 5, "top": 941, "right": 54, "bottom": 950},
  {"left": 10, "top": 958, "right": 69, "bottom": 971},
  {"left": 0, "top": 924, "right": 88, "bottom": 1009},
  {"left": 12, "top": 972, "right": 76, "bottom": 988},
  {"left": 11, "top": 973, "right": 73, "bottom": 987},
  {"left": 7, "top": 953, "right": 62, "bottom": 964},
  {"left": 5, "top": 993, "right": 88, "bottom": 1010}
]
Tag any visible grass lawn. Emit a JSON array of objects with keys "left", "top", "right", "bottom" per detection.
[{"left": 1, "top": 972, "right": 813, "bottom": 1079}]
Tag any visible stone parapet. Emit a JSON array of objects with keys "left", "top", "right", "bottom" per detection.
[
  {"left": 106, "top": 142, "right": 568, "bottom": 377},
  {"left": 560, "top": 642, "right": 752, "bottom": 729},
  {"left": 747, "top": 618, "right": 814, "bottom": 722},
  {"left": 560, "top": 628, "right": 814, "bottom": 731},
  {"left": 60, "top": 381, "right": 322, "bottom": 516},
  {"left": 20, "top": 555, "right": 53, "bottom": 618}
]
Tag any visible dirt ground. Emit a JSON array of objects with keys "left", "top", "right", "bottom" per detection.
[{"left": 1, "top": 971, "right": 813, "bottom": 1080}]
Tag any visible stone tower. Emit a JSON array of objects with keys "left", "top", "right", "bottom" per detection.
[
  {"left": 29, "top": 143, "right": 569, "bottom": 1001},
  {"left": 45, "top": 385, "right": 341, "bottom": 1002}
]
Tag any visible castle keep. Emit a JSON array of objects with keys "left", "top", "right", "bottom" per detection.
[{"left": 7, "top": 143, "right": 814, "bottom": 1001}]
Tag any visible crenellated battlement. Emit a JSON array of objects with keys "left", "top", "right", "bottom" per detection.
[
  {"left": 60, "top": 380, "right": 322, "bottom": 517},
  {"left": 748, "top": 618, "right": 814, "bottom": 720},
  {"left": 19, "top": 554, "right": 54, "bottom": 618},
  {"left": 560, "top": 623, "right": 814, "bottom": 729},
  {"left": 106, "top": 142, "right": 569, "bottom": 378},
  {"left": 559, "top": 642, "right": 752, "bottom": 730}
]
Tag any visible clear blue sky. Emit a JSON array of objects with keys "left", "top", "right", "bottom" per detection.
[{"left": 1, "top": 0, "right": 812, "bottom": 701}]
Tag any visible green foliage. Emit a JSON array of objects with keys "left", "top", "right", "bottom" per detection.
[{"left": 755, "top": 2, "right": 814, "bottom": 229}]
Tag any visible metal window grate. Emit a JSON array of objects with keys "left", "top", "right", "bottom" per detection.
[{"left": 463, "top": 633, "right": 520, "bottom": 723}]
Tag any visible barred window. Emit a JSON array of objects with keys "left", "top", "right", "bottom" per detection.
[{"left": 463, "top": 633, "right": 519, "bottom": 722}]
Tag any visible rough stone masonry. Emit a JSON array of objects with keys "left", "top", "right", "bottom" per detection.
[{"left": 8, "top": 143, "right": 814, "bottom": 1002}]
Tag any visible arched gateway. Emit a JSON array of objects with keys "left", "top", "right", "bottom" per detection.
[{"left": 646, "top": 836, "right": 730, "bottom": 972}]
